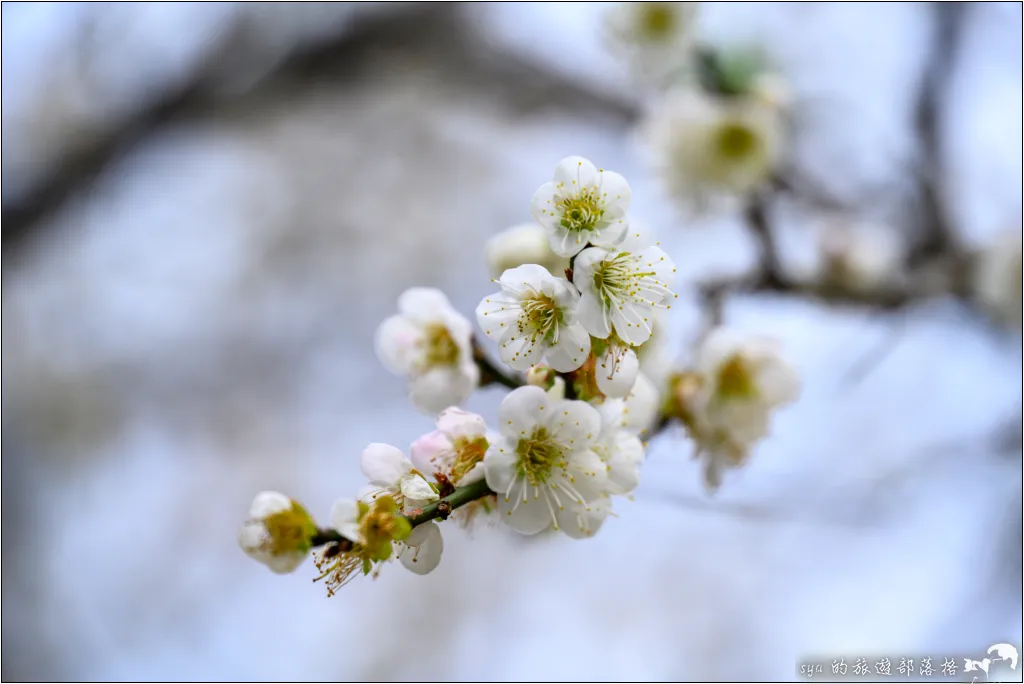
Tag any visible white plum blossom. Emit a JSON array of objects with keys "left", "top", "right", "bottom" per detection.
[
  {"left": 486, "top": 222, "right": 568, "bottom": 279},
  {"left": 530, "top": 156, "right": 631, "bottom": 258},
  {"left": 410, "top": 407, "right": 489, "bottom": 487},
  {"left": 360, "top": 442, "right": 438, "bottom": 507},
  {"left": 591, "top": 399, "right": 645, "bottom": 495},
  {"left": 376, "top": 287, "right": 480, "bottom": 415},
  {"left": 238, "top": 491, "right": 317, "bottom": 574},
  {"left": 646, "top": 90, "right": 783, "bottom": 210},
  {"left": 484, "top": 386, "right": 610, "bottom": 537},
  {"left": 973, "top": 228, "right": 1023, "bottom": 331},
  {"left": 605, "top": 2, "right": 699, "bottom": 89},
  {"left": 476, "top": 264, "right": 591, "bottom": 372},
  {"left": 675, "top": 328, "right": 800, "bottom": 491},
  {"left": 573, "top": 229, "right": 677, "bottom": 346}
]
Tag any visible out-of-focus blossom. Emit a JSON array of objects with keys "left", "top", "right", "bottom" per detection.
[{"left": 376, "top": 288, "right": 479, "bottom": 415}]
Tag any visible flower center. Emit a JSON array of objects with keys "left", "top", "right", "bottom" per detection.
[
  {"left": 515, "top": 426, "right": 566, "bottom": 486},
  {"left": 715, "top": 121, "right": 760, "bottom": 161},
  {"left": 423, "top": 323, "right": 460, "bottom": 368},
  {"left": 715, "top": 353, "right": 759, "bottom": 401},
  {"left": 639, "top": 2, "right": 675, "bottom": 40},
  {"left": 518, "top": 293, "right": 561, "bottom": 343},
  {"left": 261, "top": 503, "right": 316, "bottom": 555},
  {"left": 558, "top": 188, "right": 605, "bottom": 233},
  {"left": 451, "top": 436, "right": 487, "bottom": 484},
  {"left": 593, "top": 253, "right": 661, "bottom": 306}
]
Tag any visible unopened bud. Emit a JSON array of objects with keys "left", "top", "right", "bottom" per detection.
[{"left": 486, "top": 223, "right": 567, "bottom": 278}]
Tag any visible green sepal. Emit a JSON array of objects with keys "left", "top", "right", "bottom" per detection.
[
  {"left": 392, "top": 516, "right": 413, "bottom": 542},
  {"left": 362, "top": 558, "right": 373, "bottom": 575}
]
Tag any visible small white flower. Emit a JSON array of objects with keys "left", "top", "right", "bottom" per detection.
[
  {"left": 360, "top": 442, "right": 439, "bottom": 507},
  {"left": 484, "top": 386, "right": 611, "bottom": 537},
  {"left": 973, "top": 228, "right": 1022, "bottom": 332},
  {"left": 605, "top": 2, "right": 699, "bottom": 89},
  {"left": 646, "top": 90, "right": 783, "bottom": 209},
  {"left": 476, "top": 264, "right": 591, "bottom": 372},
  {"left": 573, "top": 229, "right": 677, "bottom": 345},
  {"left": 376, "top": 287, "right": 480, "bottom": 415},
  {"left": 681, "top": 328, "right": 800, "bottom": 491},
  {"left": 397, "top": 521, "right": 444, "bottom": 575},
  {"left": 409, "top": 407, "right": 489, "bottom": 487},
  {"left": 592, "top": 399, "right": 645, "bottom": 495},
  {"left": 238, "top": 491, "right": 317, "bottom": 574},
  {"left": 486, "top": 222, "right": 568, "bottom": 279},
  {"left": 530, "top": 156, "right": 631, "bottom": 258}
]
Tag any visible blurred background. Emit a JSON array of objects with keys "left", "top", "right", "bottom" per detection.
[{"left": 2, "top": 2, "right": 1021, "bottom": 681}]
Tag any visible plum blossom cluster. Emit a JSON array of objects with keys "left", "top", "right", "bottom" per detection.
[{"left": 237, "top": 156, "right": 801, "bottom": 592}]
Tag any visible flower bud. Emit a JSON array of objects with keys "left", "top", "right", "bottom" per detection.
[
  {"left": 486, "top": 223, "right": 567, "bottom": 278},
  {"left": 526, "top": 364, "right": 557, "bottom": 390},
  {"left": 238, "top": 491, "right": 318, "bottom": 574}
]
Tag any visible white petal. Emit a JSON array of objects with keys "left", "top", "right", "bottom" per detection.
[
  {"left": 330, "top": 498, "right": 363, "bottom": 543},
  {"left": 400, "top": 522, "right": 443, "bottom": 575},
  {"left": 553, "top": 156, "right": 601, "bottom": 190},
  {"left": 475, "top": 292, "right": 522, "bottom": 341},
  {"left": 358, "top": 483, "right": 389, "bottom": 504},
  {"left": 484, "top": 439, "right": 520, "bottom": 494},
  {"left": 623, "top": 372, "right": 661, "bottom": 435},
  {"left": 375, "top": 315, "right": 424, "bottom": 374},
  {"left": 618, "top": 224, "right": 653, "bottom": 253},
  {"left": 460, "top": 461, "right": 486, "bottom": 486},
  {"left": 590, "top": 219, "right": 628, "bottom": 250},
  {"left": 530, "top": 181, "right": 562, "bottom": 231},
  {"left": 549, "top": 224, "right": 589, "bottom": 258},
  {"left": 597, "top": 169, "right": 631, "bottom": 211},
  {"left": 409, "top": 367, "right": 476, "bottom": 415},
  {"left": 498, "top": 385, "right": 548, "bottom": 438},
  {"left": 400, "top": 473, "right": 439, "bottom": 502},
  {"left": 398, "top": 287, "right": 454, "bottom": 323},
  {"left": 577, "top": 291, "right": 611, "bottom": 339},
  {"left": 596, "top": 346, "right": 639, "bottom": 398},
  {"left": 610, "top": 301, "right": 653, "bottom": 346},
  {"left": 498, "top": 482, "right": 555, "bottom": 535},
  {"left": 606, "top": 431, "right": 644, "bottom": 494},
  {"left": 497, "top": 330, "right": 545, "bottom": 371},
  {"left": 572, "top": 246, "right": 609, "bottom": 284},
  {"left": 248, "top": 491, "right": 292, "bottom": 518},
  {"left": 563, "top": 448, "right": 611, "bottom": 500},
  {"left": 238, "top": 520, "right": 269, "bottom": 554},
  {"left": 409, "top": 430, "right": 454, "bottom": 475},
  {"left": 639, "top": 245, "right": 677, "bottom": 291},
  {"left": 554, "top": 497, "right": 609, "bottom": 539},
  {"left": 360, "top": 443, "right": 413, "bottom": 487},
  {"left": 544, "top": 323, "right": 591, "bottom": 373},
  {"left": 499, "top": 264, "right": 553, "bottom": 297},
  {"left": 436, "top": 407, "right": 488, "bottom": 440},
  {"left": 544, "top": 399, "right": 601, "bottom": 449},
  {"left": 542, "top": 274, "right": 581, "bottom": 310},
  {"left": 265, "top": 551, "right": 307, "bottom": 575}
]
